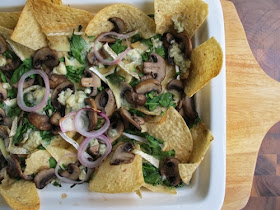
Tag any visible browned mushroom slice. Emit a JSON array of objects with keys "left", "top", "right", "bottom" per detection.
[
  {"left": 0, "top": 82, "right": 7, "bottom": 102},
  {"left": 176, "top": 31, "right": 192, "bottom": 59},
  {"left": 51, "top": 81, "right": 75, "bottom": 110},
  {"left": 110, "top": 142, "right": 135, "bottom": 165},
  {"left": 85, "top": 98, "right": 98, "bottom": 131},
  {"left": 81, "top": 70, "right": 101, "bottom": 96},
  {"left": 0, "top": 57, "right": 21, "bottom": 72},
  {"left": 119, "top": 108, "right": 144, "bottom": 130},
  {"left": 49, "top": 74, "right": 68, "bottom": 89},
  {"left": 182, "top": 95, "right": 198, "bottom": 123},
  {"left": 50, "top": 112, "right": 62, "bottom": 126},
  {"left": 0, "top": 108, "right": 5, "bottom": 124},
  {"left": 33, "top": 47, "right": 59, "bottom": 69},
  {"left": 135, "top": 79, "right": 162, "bottom": 94},
  {"left": 0, "top": 35, "right": 7, "bottom": 54},
  {"left": 88, "top": 144, "right": 100, "bottom": 157},
  {"left": 106, "top": 115, "right": 124, "bottom": 143},
  {"left": 60, "top": 163, "right": 81, "bottom": 181},
  {"left": 95, "top": 88, "right": 116, "bottom": 117},
  {"left": 121, "top": 82, "right": 146, "bottom": 107},
  {"left": 87, "top": 51, "right": 99, "bottom": 65},
  {"left": 160, "top": 157, "right": 181, "bottom": 186},
  {"left": 98, "top": 36, "right": 116, "bottom": 44},
  {"left": 6, "top": 155, "right": 33, "bottom": 181},
  {"left": 28, "top": 112, "right": 52, "bottom": 131},
  {"left": 143, "top": 53, "right": 166, "bottom": 82},
  {"left": 34, "top": 168, "right": 56, "bottom": 189},
  {"left": 109, "top": 17, "right": 128, "bottom": 34},
  {"left": 167, "top": 79, "right": 184, "bottom": 91}
]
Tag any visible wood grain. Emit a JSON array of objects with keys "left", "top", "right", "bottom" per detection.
[{"left": 221, "top": 0, "right": 280, "bottom": 209}]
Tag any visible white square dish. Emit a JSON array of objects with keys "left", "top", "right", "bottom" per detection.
[{"left": 0, "top": 0, "right": 226, "bottom": 209}]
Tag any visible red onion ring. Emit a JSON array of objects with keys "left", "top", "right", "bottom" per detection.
[
  {"left": 77, "top": 135, "right": 112, "bottom": 168},
  {"left": 93, "top": 32, "right": 131, "bottom": 65},
  {"left": 59, "top": 112, "right": 77, "bottom": 133},
  {"left": 74, "top": 108, "right": 110, "bottom": 138},
  {"left": 17, "top": 70, "right": 50, "bottom": 112}
]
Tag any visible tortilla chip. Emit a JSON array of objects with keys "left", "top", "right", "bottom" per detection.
[
  {"left": 85, "top": 4, "right": 155, "bottom": 39},
  {"left": 184, "top": 37, "right": 223, "bottom": 97},
  {"left": 10, "top": 0, "right": 48, "bottom": 50},
  {"left": 154, "top": 0, "right": 208, "bottom": 38},
  {"left": 89, "top": 154, "right": 144, "bottom": 193},
  {"left": 24, "top": 150, "right": 52, "bottom": 175},
  {"left": 31, "top": 0, "right": 94, "bottom": 36},
  {"left": 142, "top": 183, "right": 177, "bottom": 194},
  {"left": 178, "top": 162, "right": 199, "bottom": 185},
  {"left": 135, "top": 189, "right": 142, "bottom": 198},
  {"left": 145, "top": 107, "right": 193, "bottom": 163},
  {"left": 0, "top": 179, "right": 40, "bottom": 210},
  {"left": 0, "top": 12, "right": 21, "bottom": 30},
  {"left": 47, "top": 35, "right": 70, "bottom": 52}
]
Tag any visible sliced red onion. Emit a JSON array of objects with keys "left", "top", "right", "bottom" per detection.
[
  {"left": 93, "top": 32, "right": 131, "bottom": 65},
  {"left": 74, "top": 108, "right": 110, "bottom": 138},
  {"left": 59, "top": 112, "right": 77, "bottom": 133},
  {"left": 122, "top": 132, "right": 147, "bottom": 143},
  {"left": 58, "top": 132, "right": 80, "bottom": 150},
  {"left": 17, "top": 70, "right": 50, "bottom": 112},
  {"left": 78, "top": 135, "right": 112, "bottom": 168}
]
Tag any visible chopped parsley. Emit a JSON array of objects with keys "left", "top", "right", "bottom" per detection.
[
  {"left": 0, "top": 70, "right": 6, "bottom": 83},
  {"left": 40, "top": 130, "right": 54, "bottom": 146},
  {"left": 69, "top": 34, "right": 88, "bottom": 64},
  {"left": 66, "top": 65, "right": 84, "bottom": 83},
  {"left": 129, "top": 108, "right": 146, "bottom": 117},
  {"left": 2, "top": 49, "right": 18, "bottom": 60},
  {"left": 10, "top": 58, "right": 33, "bottom": 85},
  {"left": 13, "top": 117, "right": 35, "bottom": 145},
  {"left": 145, "top": 91, "right": 176, "bottom": 111},
  {"left": 49, "top": 157, "right": 57, "bottom": 168},
  {"left": 111, "top": 39, "right": 127, "bottom": 55},
  {"left": 142, "top": 162, "right": 162, "bottom": 185},
  {"left": 7, "top": 87, "right": 17, "bottom": 99},
  {"left": 43, "top": 99, "right": 55, "bottom": 117}
]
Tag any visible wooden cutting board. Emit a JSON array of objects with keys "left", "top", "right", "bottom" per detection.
[{"left": 221, "top": 0, "right": 280, "bottom": 209}]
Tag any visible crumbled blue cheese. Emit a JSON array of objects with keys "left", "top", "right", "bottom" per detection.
[
  {"left": 125, "top": 48, "right": 143, "bottom": 66},
  {"left": 25, "top": 86, "right": 46, "bottom": 106},
  {"left": 108, "top": 128, "right": 118, "bottom": 138},
  {"left": 65, "top": 90, "right": 87, "bottom": 112},
  {"left": 99, "top": 144, "right": 107, "bottom": 155},
  {"left": 0, "top": 55, "right": 6, "bottom": 67},
  {"left": 2, "top": 83, "right": 11, "bottom": 90},
  {"left": 23, "top": 131, "right": 42, "bottom": 152},
  {"left": 84, "top": 87, "right": 92, "bottom": 95},
  {"left": 53, "top": 61, "right": 67, "bottom": 75},
  {"left": 151, "top": 37, "right": 163, "bottom": 49},
  {"left": 171, "top": 15, "right": 187, "bottom": 33},
  {"left": 79, "top": 165, "right": 87, "bottom": 181},
  {"left": 89, "top": 139, "right": 99, "bottom": 147},
  {"left": 58, "top": 88, "right": 73, "bottom": 106},
  {"left": 169, "top": 42, "right": 191, "bottom": 73}
]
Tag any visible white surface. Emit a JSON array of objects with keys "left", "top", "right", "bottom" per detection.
[{"left": 0, "top": 0, "right": 226, "bottom": 209}]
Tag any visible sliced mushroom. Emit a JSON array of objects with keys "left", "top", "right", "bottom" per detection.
[
  {"left": 0, "top": 35, "right": 7, "bottom": 54},
  {"left": 85, "top": 98, "right": 98, "bottom": 131},
  {"left": 0, "top": 155, "right": 7, "bottom": 171},
  {"left": 34, "top": 168, "right": 56, "bottom": 189},
  {"left": 160, "top": 157, "right": 181, "bottom": 186},
  {"left": 0, "top": 57, "right": 21, "bottom": 72},
  {"left": 0, "top": 82, "right": 7, "bottom": 102},
  {"left": 135, "top": 79, "right": 162, "bottom": 94},
  {"left": 167, "top": 79, "right": 184, "bottom": 91},
  {"left": 33, "top": 47, "right": 59, "bottom": 69},
  {"left": 87, "top": 51, "right": 99, "bottom": 65},
  {"left": 110, "top": 142, "right": 135, "bottom": 165},
  {"left": 49, "top": 74, "right": 68, "bottom": 89},
  {"left": 81, "top": 70, "right": 101, "bottom": 96},
  {"left": 109, "top": 17, "right": 128, "bottom": 34},
  {"left": 121, "top": 82, "right": 146, "bottom": 107},
  {"left": 50, "top": 112, "right": 62, "bottom": 126},
  {"left": 143, "top": 53, "right": 166, "bottom": 82},
  {"left": 88, "top": 144, "right": 100, "bottom": 157},
  {"left": 12, "top": 77, "right": 35, "bottom": 89},
  {"left": 119, "top": 108, "right": 144, "bottom": 130},
  {"left": 98, "top": 36, "right": 116, "bottom": 44},
  {"left": 60, "top": 163, "right": 81, "bottom": 181},
  {"left": 182, "top": 95, "right": 198, "bottom": 124},
  {"left": 0, "top": 108, "right": 5, "bottom": 124},
  {"left": 105, "top": 114, "right": 124, "bottom": 143},
  {"left": 51, "top": 81, "right": 75, "bottom": 110},
  {"left": 95, "top": 88, "right": 116, "bottom": 117},
  {"left": 176, "top": 31, "right": 192, "bottom": 59},
  {"left": 6, "top": 155, "right": 33, "bottom": 181},
  {"left": 28, "top": 112, "right": 52, "bottom": 131}
]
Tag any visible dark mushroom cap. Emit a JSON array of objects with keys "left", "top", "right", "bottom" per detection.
[
  {"left": 105, "top": 115, "right": 124, "bottom": 143},
  {"left": 28, "top": 112, "right": 52, "bottom": 131},
  {"left": 167, "top": 79, "right": 184, "bottom": 91},
  {"left": 0, "top": 82, "right": 7, "bottom": 102},
  {"left": 49, "top": 74, "right": 68, "bottom": 89},
  {"left": 119, "top": 108, "right": 144, "bottom": 130},
  {"left": 95, "top": 88, "right": 116, "bottom": 117},
  {"left": 50, "top": 112, "right": 62, "bottom": 126},
  {"left": 51, "top": 81, "right": 75, "bottom": 110},
  {"left": 81, "top": 70, "right": 101, "bottom": 96},
  {"left": 109, "top": 17, "right": 128, "bottom": 34},
  {"left": 0, "top": 35, "right": 7, "bottom": 54},
  {"left": 135, "top": 79, "right": 162, "bottom": 94},
  {"left": 121, "top": 82, "right": 146, "bottom": 107},
  {"left": 12, "top": 77, "right": 35, "bottom": 89},
  {"left": 34, "top": 168, "right": 56, "bottom": 189},
  {"left": 85, "top": 97, "right": 98, "bottom": 131},
  {"left": 110, "top": 142, "right": 135, "bottom": 165},
  {"left": 182, "top": 95, "right": 198, "bottom": 124},
  {"left": 88, "top": 144, "right": 100, "bottom": 158},
  {"left": 0, "top": 108, "right": 5, "bottom": 124},
  {"left": 160, "top": 157, "right": 181, "bottom": 186},
  {"left": 60, "top": 163, "right": 81, "bottom": 181},
  {"left": 33, "top": 47, "right": 59, "bottom": 69},
  {"left": 6, "top": 154, "right": 33, "bottom": 181},
  {"left": 143, "top": 53, "right": 166, "bottom": 83},
  {"left": 0, "top": 155, "right": 7, "bottom": 171}
]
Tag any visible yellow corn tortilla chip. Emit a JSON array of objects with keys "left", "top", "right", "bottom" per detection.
[
  {"left": 11, "top": 0, "right": 48, "bottom": 50},
  {"left": 89, "top": 154, "right": 144, "bottom": 193},
  {"left": 0, "top": 179, "right": 40, "bottom": 210},
  {"left": 142, "top": 183, "right": 177, "bottom": 194},
  {"left": 31, "top": 0, "right": 94, "bottom": 36},
  {"left": 178, "top": 122, "right": 213, "bottom": 184},
  {"left": 0, "top": 26, "right": 34, "bottom": 60},
  {"left": 85, "top": 4, "right": 155, "bottom": 39},
  {"left": 145, "top": 107, "right": 193, "bottom": 163},
  {"left": 24, "top": 150, "right": 52, "bottom": 175},
  {"left": 154, "top": 0, "right": 208, "bottom": 38},
  {"left": 0, "top": 12, "right": 21, "bottom": 30},
  {"left": 184, "top": 37, "right": 223, "bottom": 97}
]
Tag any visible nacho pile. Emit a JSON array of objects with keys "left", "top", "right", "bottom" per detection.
[{"left": 0, "top": 0, "right": 223, "bottom": 209}]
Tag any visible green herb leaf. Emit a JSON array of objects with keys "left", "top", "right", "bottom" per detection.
[
  {"left": 129, "top": 77, "right": 140, "bottom": 88},
  {"left": 43, "top": 98, "right": 55, "bottom": 117},
  {"left": 7, "top": 87, "right": 17, "bottom": 99},
  {"left": 142, "top": 162, "right": 162, "bottom": 185},
  {"left": 40, "top": 130, "right": 54, "bottom": 146},
  {"left": 111, "top": 39, "right": 127, "bottom": 55},
  {"left": 145, "top": 92, "right": 176, "bottom": 111},
  {"left": 59, "top": 57, "right": 65, "bottom": 62},
  {"left": 155, "top": 46, "right": 166, "bottom": 58},
  {"left": 13, "top": 117, "right": 35, "bottom": 145},
  {"left": 106, "top": 72, "right": 125, "bottom": 84},
  {"left": 49, "top": 157, "right": 57, "bottom": 168},
  {"left": 66, "top": 65, "right": 84, "bottom": 83},
  {"left": 2, "top": 49, "right": 17, "bottom": 60},
  {"left": 10, "top": 58, "right": 32, "bottom": 85},
  {"left": 69, "top": 34, "right": 87, "bottom": 64},
  {"left": 37, "top": 145, "right": 46, "bottom": 150},
  {"left": 129, "top": 108, "right": 146, "bottom": 117},
  {"left": 0, "top": 71, "right": 7, "bottom": 83},
  {"left": 131, "top": 33, "right": 141, "bottom": 43},
  {"left": 97, "top": 86, "right": 105, "bottom": 91},
  {"left": 6, "top": 104, "right": 22, "bottom": 118}
]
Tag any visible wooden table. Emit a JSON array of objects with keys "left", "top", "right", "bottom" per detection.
[{"left": 222, "top": 0, "right": 280, "bottom": 209}]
